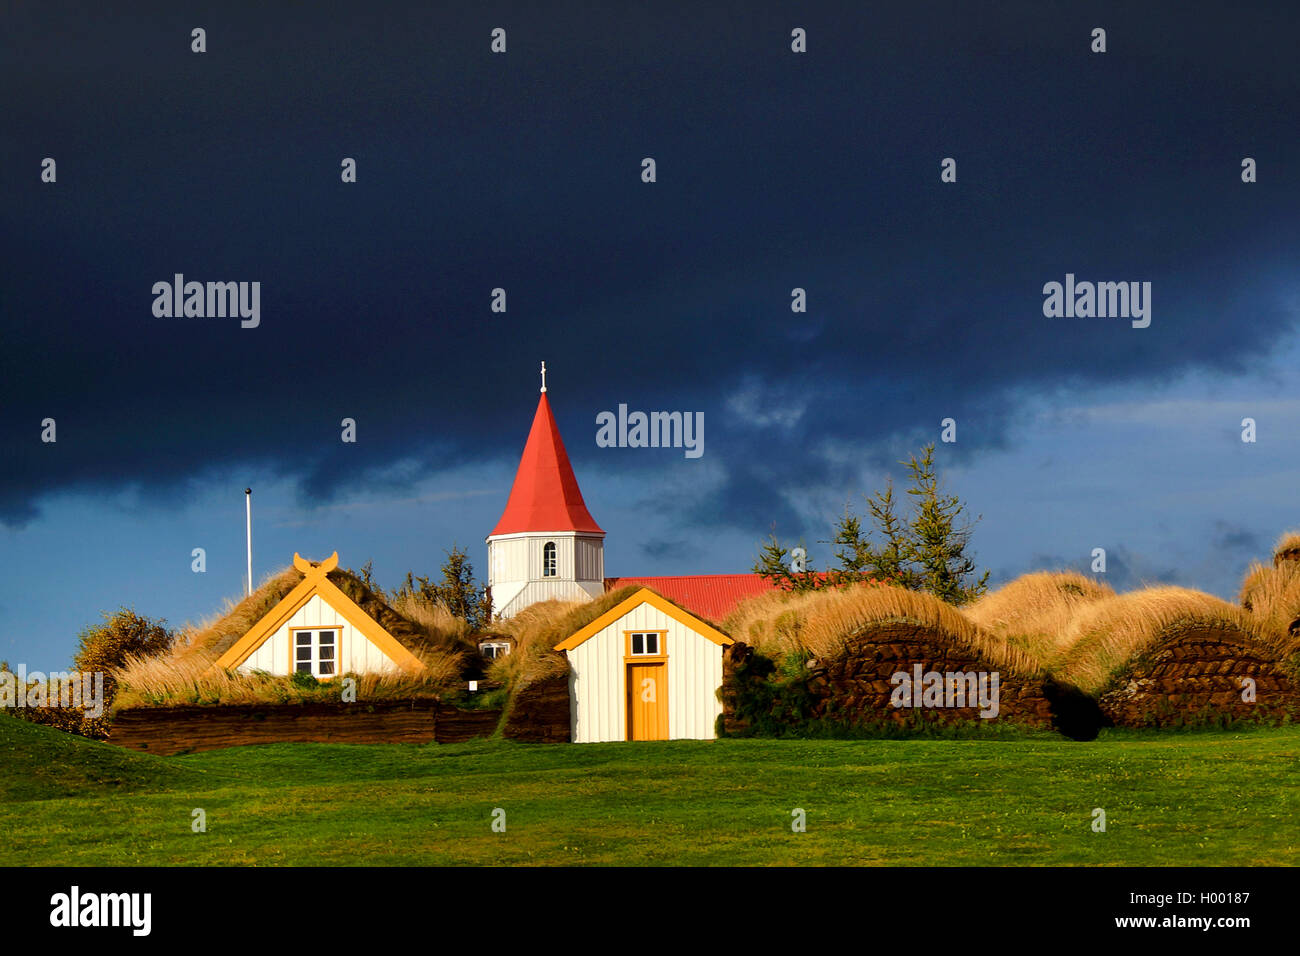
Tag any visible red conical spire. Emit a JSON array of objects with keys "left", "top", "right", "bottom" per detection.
[{"left": 489, "top": 382, "right": 603, "bottom": 537}]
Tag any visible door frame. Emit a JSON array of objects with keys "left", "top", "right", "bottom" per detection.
[{"left": 624, "top": 629, "right": 668, "bottom": 741}]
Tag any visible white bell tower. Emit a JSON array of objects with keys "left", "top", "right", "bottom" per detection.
[{"left": 486, "top": 364, "right": 605, "bottom": 619}]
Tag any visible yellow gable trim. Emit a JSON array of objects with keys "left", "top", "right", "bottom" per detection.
[
  {"left": 553, "top": 588, "right": 734, "bottom": 652},
  {"left": 213, "top": 554, "right": 334, "bottom": 670},
  {"left": 294, "top": 551, "right": 338, "bottom": 575},
  {"left": 211, "top": 552, "right": 425, "bottom": 675},
  {"left": 313, "top": 577, "right": 425, "bottom": 674}
]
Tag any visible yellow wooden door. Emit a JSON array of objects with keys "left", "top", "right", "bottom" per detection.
[{"left": 626, "top": 662, "right": 668, "bottom": 740}]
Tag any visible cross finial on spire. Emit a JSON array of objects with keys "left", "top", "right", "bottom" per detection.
[{"left": 540, "top": 361, "right": 547, "bottom": 393}]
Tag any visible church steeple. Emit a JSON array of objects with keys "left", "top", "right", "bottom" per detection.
[
  {"left": 485, "top": 367, "right": 605, "bottom": 619},
  {"left": 488, "top": 374, "right": 602, "bottom": 537}
]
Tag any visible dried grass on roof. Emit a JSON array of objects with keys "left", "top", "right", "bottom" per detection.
[
  {"left": 727, "top": 582, "right": 1038, "bottom": 676},
  {"left": 489, "top": 587, "right": 642, "bottom": 690},
  {"left": 170, "top": 567, "right": 302, "bottom": 665},
  {"left": 1273, "top": 529, "right": 1300, "bottom": 565},
  {"left": 389, "top": 592, "right": 474, "bottom": 646},
  {"left": 115, "top": 564, "right": 471, "bottom": 706},
  {"left": 1051, "top": 587, "right": 1268, "bottom": 696},
  {"left": 330, "top": 572, "right": 470, "bottom": 667},
  {"left": 724, "top": 588, "right": 834, "bottom": 658},
  {"left": 963, "top": 571, "right": 1115, "bottom": 663},
  {"left": 1238, "top": 559, "right": 1300, "bottom": 659},
  {"left": 112, "top": 651, "right": 464, "bottom": 710}
]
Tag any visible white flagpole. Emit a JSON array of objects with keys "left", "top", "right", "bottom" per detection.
[{"left": 245, "top": 487, "right": 253, "bottom": 597}]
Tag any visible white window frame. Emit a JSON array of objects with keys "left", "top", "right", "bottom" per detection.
[
  {"left": 293, "top": 628, "right": 338, "bottom": 678},
  {"left": 479, "top": 641, "right": 512, "bottom": 660},
  {"left": 542, "top": 541, "right": 557, "bottom": 578},
  {"left": 628, "top": 632, "right": 661, "bottom": 656}
]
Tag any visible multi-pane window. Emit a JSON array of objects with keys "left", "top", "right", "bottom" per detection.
[
  {"left": 479, "top": 641, "right": 511, "bottom": 660},
  {"left": 629, "top": 632, "right": 660, "bottom": 656},
  {"left": 542, "top": 541, "right": 557, "bottom": 577},
  {"left": 295, "top": 629, "right": 337, "bottom": 677}
]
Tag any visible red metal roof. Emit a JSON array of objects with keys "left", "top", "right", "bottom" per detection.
[
  {"left": 489, "top": 392, "right": 603, "bottom": 537},
  {"left": 604, "top": 574, "right": 780, "bottom": 622}
]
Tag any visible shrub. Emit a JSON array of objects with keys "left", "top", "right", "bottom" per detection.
[
  {"left": 74, "top": 608, "right": 175, "bottom": 695},
  {"left": 289, "top": 670, "right": 320, "bottom": 690},
  {"left": 6, "top": 609, "right": 174, "bottom": 739}
]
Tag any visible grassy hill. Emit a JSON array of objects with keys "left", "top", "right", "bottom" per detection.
[
  {"left": 0, "top": 713, "right": 216, "bottom": 802},
  {"left": 2, "top": 713, "right": 1298, "bottom": 865}
]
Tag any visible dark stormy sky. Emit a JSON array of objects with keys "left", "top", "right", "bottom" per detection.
[{"left": 3, "top": 1, "right": 1299, "bottom": 668}]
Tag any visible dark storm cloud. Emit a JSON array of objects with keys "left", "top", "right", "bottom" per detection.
[
  {"left": 997, "top": 545, "right": 1183, "bottom": 594},
  {"left": 989, "top": 553, "right": 1074, "bottom": 590},
  {"left": 639, "top": 537, "right": 703, "bottom": 563},
  {"left": 1209, "top": 520, "right": 1262, "bottom": 555},
  {"left": 1096, "top": 547, "right": 1184, "bottom": 592},
  {"left": 3, "top": 1, "right": 1298, "bottom": 528}
]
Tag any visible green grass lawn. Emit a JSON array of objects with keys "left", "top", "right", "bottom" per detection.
[{"left": 1, "top": 713, "right": 1296, "bottom": 865}]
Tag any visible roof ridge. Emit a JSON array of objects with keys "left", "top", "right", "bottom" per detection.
[{"left": 609, "top": 573, "right": 768, "bottom": 579}]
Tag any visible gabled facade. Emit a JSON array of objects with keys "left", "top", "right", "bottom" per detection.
[
  {"left": 554, "top": 588, "right": 734, "bottom": 743},
  {"left": 486, "top": 382, "right": 605, "bottom": 618},
  {"left": 212, "top": 552, "right": 426, "bottom": 678}
]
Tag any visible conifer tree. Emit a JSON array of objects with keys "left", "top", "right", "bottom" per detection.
[
  {"left": 752, "top": 532, "right": 820, "bottom": 591},
  {"left": 392, "top": 546, "right": 493, "bottom": 629},
  {"left": 752, "top": 445, "right": 988, "bottom": 603},
  {"left": 430, "top": 545, "right": 493, "bottom": 629},
  {"left": 830, "top": 510, "right": 875, "bottom": 574},
  {"left": 863, "top": 479, "right": 919, "bottom": 589},
  {"left": 901, "top": 443, "right": 989, "bottom": 604}
]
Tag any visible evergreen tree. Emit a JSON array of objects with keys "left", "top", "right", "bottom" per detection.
[
  {"left": 901, "top": 443, "right": 989, "bottom": 604},
  {"left": 830, "top": 509, "right": 875, "bottom": 574},
  {"left": 391, "top": 546, "right": 494, "bottom": 629},
  {"left": 863, "top": 479, "right": 919, "bottom": 589},
  {"left": 431, "top": 544, "right": 493, "bottom": 628},
  {"left": 752, "top": 444, "right": 988, "bottom": 603},
  {"left": 752, "top": 532, "right": 820, "bottom": 591}
]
